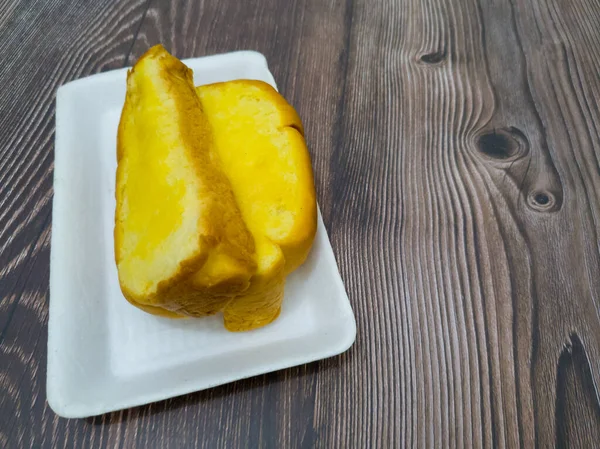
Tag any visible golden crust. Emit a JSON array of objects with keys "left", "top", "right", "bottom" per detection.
[
  {"left": 115, "top": 45, "right": 255, "bottom": 317},
  {"left": 196, "top": 80, "right": 317, "bottom": 274},
  {"left": 115, "top": 46, "right": 317, "bottom": 331}
]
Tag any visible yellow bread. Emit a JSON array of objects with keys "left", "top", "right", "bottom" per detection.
[
  {"left": 196, "top": 81, "right": 317, "bottom": 329},
  {"left": 115, "top": 45, "right": 317, "bottom": 330},
  {"left": 115, "top": 46, "right": 256, "bottom": 318}
]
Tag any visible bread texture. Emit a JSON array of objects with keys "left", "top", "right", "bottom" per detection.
[
  {"left": 196, "top": 81, "right": 317, "bottom": 330},
  {"left": 115, "top": 45, "right": 316, "bottom": 330}
]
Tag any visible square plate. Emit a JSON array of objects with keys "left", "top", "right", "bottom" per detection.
[{"left": 48, "top": 51, "right": 356, "bottom": 418}]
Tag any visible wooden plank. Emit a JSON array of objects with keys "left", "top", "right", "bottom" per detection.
[
  {"left": 1, "top": 0, "right": 600, "bottom": 447},
  {"left": 0, "top": 1, "right": 149, "bottom": 448},
  {"left": 328, "top": 0, "right": 600, "bottom": 446},
  {"left": 509, "top": 0, "right": 600, "bottom": 446}
]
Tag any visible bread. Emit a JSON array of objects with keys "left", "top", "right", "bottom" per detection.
[
  {"left": 115, "top": 46, "right": 256, "bottom": 318},
  {"left": 115, "top": 45, "right": 316, "bottom": 330},
  {"left": 196, "top": 81, "right": 316, "bottom": 329}
]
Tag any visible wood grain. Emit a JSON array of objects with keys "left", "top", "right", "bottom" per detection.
[
  {"left": 0, "top": 1, "right": 149, "bottom": 447},
  {"left": 1, "top": 0, "right": 600, "bottom": 447}
]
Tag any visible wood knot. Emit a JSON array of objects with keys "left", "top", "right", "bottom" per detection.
[
  {"left": 527, "top": 190, "right": 558, "bottom": 212},
  {"left": 419, "top": 50, "right": 446, "bottom": 64},
  {"left": 477, "top": 127, "right": 529, "bottom": 161}
]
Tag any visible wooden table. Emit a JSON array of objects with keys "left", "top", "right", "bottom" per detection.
[{"left": 2, "top": 0, "right": 600, "bottom": 447}]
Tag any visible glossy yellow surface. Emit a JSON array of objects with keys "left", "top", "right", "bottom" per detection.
[
  {"left": 115, "top": 45, "right": 256, "bottom": 318},
  {"left": 197, "top": 81, "right": 317, "bottom": 329},
  {"left": 115, "top": 45, "right": 316, "bottom": 331}
]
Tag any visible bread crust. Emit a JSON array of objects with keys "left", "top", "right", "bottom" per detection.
[
  {"left": 116, "top": 46, "right": 317, "bottom": 330},
  {"left": 116, "top": 45, "right": 255, "bottom": 317}
]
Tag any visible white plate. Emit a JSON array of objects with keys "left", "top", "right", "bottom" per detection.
[{"left": 48, "top": 51, "right": 356, "bottom": 418}]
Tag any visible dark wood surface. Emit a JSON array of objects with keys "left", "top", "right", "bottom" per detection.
[{"left": 1, "top": 0, "right": 600, "bottom": 446}]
